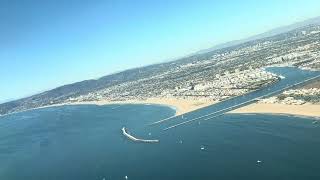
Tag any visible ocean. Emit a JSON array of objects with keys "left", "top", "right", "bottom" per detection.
[{"left": 0, "top": 104, "right": 320, "bottom": 180}]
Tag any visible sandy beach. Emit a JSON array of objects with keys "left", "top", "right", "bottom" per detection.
[
  {"left": 57, "top": 97, "right": 218, "bottom": 116},
  {"left": 2, "top": 97, "right": 319, "bottom": 119},
  {"left": 230, "top": 103, "right": 320, "bottom": 117}
]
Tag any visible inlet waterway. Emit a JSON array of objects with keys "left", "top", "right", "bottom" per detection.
[{"left": 151, "top": 67, "right": 320, "bottom": 130}]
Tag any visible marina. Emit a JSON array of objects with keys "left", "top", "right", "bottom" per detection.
[{"left": 150, "top": 67, "right": 320, "bottom": 130}]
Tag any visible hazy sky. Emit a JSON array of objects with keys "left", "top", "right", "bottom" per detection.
[{"left": 1, "top": 0, "right": 320, "bottom": 102}]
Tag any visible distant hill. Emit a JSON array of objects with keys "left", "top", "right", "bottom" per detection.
[
  {"left": 1, "top": 16, "right": 320, "bottom": 115},
  {"left": 197, "top": 16, "right": 320, "bottom": 54}
]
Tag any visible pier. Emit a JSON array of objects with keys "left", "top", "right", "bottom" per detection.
[{"left": 122, "top": 127, "right": 159, "bottom": 143}]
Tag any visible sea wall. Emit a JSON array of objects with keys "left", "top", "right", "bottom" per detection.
[{"left": 121, "top": 127, "right": 159, "bottom": 143}]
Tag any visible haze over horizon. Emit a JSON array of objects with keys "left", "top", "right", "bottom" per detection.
[{"left": 1, "top": 0, "right": 320, "bottom": 103}]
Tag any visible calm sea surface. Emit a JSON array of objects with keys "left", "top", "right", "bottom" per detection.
[
  {"left": 0, "top": 104, "right": 320, "bottom": 180},
  {"left": 1, "top": 67, "right": 320, "bottom": 180}
]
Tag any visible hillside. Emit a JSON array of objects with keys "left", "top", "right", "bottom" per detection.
[{"left": 1, "top": 22, "right": 320, "bottom": 115}]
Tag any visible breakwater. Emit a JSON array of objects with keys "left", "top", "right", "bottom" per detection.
[{"left": 122, "top": 127, "right": 159, "bottom": 143}]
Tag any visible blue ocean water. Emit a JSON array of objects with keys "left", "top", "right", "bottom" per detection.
[{"left": 0, "top": 104, "right": 320, "bottom": 180}]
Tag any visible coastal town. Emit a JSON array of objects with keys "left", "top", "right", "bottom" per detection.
[
  {"left": 65, "top": 24, "right": 320, "bottom": 109},
  {"left": 260, "top": 88, "right": 320, "bottom": 105},
  {"left": 0, "top": 24, "right": 320, "bottom": 116},
  {"left": 73, "top": 68, "right": 279, "bottom": 103},
  {"left": 3, "top": 2, "right": 320, "bottom": 180}
]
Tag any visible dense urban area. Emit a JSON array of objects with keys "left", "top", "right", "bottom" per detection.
[
  {"left": 261, "top": 80, "right": 320, "bottom": 105},
  {"left": 1, "top": 24, "right": 320, "bottom": 115}
]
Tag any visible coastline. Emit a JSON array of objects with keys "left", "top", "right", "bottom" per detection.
[
  {"left": 68, "top": 98, "right": 218, "bottom": 116},
  {"left": 0, "top": 98, "right": 217, "bottom": 117},
  {"left": 230, "top": 103, "right": 320, "bottom": 118},
  {"left": 2, "top": 97, "right": 320, "bottom": 120}
]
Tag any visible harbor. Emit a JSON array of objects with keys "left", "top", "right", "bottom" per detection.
[{"left": 150, "top": 67, "right": 320, "bottom": 130}]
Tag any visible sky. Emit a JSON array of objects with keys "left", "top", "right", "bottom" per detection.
[{"left": 0, "top": 0, "right": 320, "bottom": 103}]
